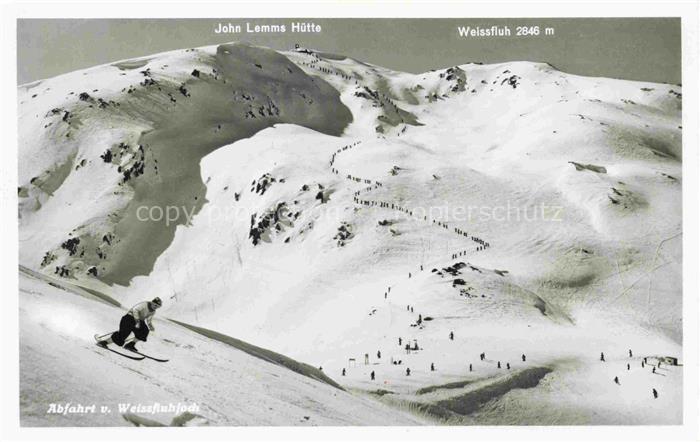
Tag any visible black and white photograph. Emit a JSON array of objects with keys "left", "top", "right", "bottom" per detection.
[{"left": 1, "top": 1, "right": 699, "bottom": 440}]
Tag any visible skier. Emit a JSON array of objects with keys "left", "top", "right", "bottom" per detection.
[
  {"left": 398, "top": 337, "right": 402, "bottom": 346},
  {"left": 614, "top": 376, "right": 620, "bottom": 385},
  {"left": 469, "top": 363, "right": 472, "bottom": 372},
  {"left": 480, "top": 352, "right": 485, "bottom": 361},
  {"left": 522, "top": 354, "right": 526, "bottom": 362},
  {"left": 600, "top": 352, "right": 605, "bottom": 362},
  {"left": 406, "top": 367, "right": 411, "bottom": 376},
  {"left": 506, "top": 363, "right": 510, "bottom": 370},
  {"left": 629, "top": 349, "right": 633, "bottom": 358},
  {"left": 342, "top": 368, "right": 346, "bottom": 376},
  {"left": 449, "top": 331, "right": 454, "bottom": 340},
  {"left": 97, "top": 297, "right": 162, "bottom": 351},
  {"left": 430, "top": 363, "right": 435, "bottom": 371},
  {"left": 627, "top": 363, "right": 630, "bottom": 370},
  {"left": 377, "top": 350, "right": 381, "bottom": 359},
  {"left": 497, "top": 361, "right": 501, "bottom": 369},
  {"left": 653, "top": 367, "right": 656, "bottom": 374},
  {"left": 653, "top": 388, "right": 658, "bottom": 399},
  {"left": 370, "top": 371, "right": 375, "bottom": 381}
]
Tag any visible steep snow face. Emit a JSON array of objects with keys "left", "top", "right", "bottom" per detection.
[
  {"left": 19, "top": 43, "right": 352, "bottom": 286},
  {"left": 19, "top": 44, "right": 682, "bottom": 424},
  {"left": 20, "top": 270, "right": 424, "bottom": 426}
]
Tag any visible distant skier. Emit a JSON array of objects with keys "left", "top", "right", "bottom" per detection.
[
  {"left": 449, "top": 331, "right": 454, "bottom": 340},
  {"left": 342, "top": 368, "right": 346, "bottom": 376},
  {"left": 522, "top": 354, "right": 526, "bottom": 362},
  {"left": 653, "top": 367, "right": 656, "bottom": 374},
  {"left": 398, "top": 337, "right": 402, "bottom": 346},
  {"left": 97, "top": 297, "right": 162, "bottom": 351},
  {"left": 469, "top": 363, "right": 472, "bottom": 372},
  {"left": 406, "top": 367, "right": 411, "bottom": 376},
  {"left": 377, "top": 350, "right": 381, "bottom": 359},
  {"left": 614, "top": 376, "right": 620, "bottom": 385},
  {"left": 497, "top": 361, "right": 501, "bottom": 369},
  {"left": 629, "top": 349, "right": 633, "bottom": 357},
  {"left": 600, "top": 352, "right": 605, "bottom": 362},
  {"left": 653, "top": 388, "right": 658, "bottom": 399},
  {"left": 506, "top": 363, "right": 510, "bottom": 370},
  {"left": 370, "top": 371, "right": 375, "bottom": 381},
  {"left": 480, "top": 352, "right": 485, "bottom": 361},
  {"left": 627, "top": 363, "right": 630, "bottom": 370},
  {"left": 430, "top": 363, "right": 435, "bottom": 371}
]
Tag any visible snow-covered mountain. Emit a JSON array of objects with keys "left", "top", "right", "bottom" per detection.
[{"left": 18, "top": 42, "right": 683, "bottom": 425}]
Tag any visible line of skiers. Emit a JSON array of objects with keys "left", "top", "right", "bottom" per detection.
[
  {"left": 330, "top": 141, "right": 494, "bottom": 280},
  {"left": 297, "top": 56, "right": 354, "bottom": 81}
]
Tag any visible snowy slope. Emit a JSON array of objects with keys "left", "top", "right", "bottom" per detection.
[
  {"left": 18, "top": 43, "right": 683, "bottom": 424},
  {"left": 19, "top": 269, "right": 424, "bottom": 426}
]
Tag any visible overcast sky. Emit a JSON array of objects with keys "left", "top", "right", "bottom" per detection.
[{"left": 17, "top": 18, "right": 681, "bottom": 85}]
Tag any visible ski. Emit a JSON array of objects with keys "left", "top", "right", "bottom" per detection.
[
  {"left": 99, "top": 345, "right": 146, "bottom": 360},
  {"left": 127, "top": 350, "right": 169, "bottom": 363},
  {"left": 93, "top": 335, "right": 145, "bottom": 360},
  {"left": 94, "top": 333, "right": 145, "bottom": 360}
]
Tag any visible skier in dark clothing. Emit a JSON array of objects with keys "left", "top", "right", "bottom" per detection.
[
  {"left": 342, "top": 368, "right": 346, "bottom": 376},
  {"left": 480, "top": 352, "right": 485, "bottom": 361},
  {"left": 97, "top": 297, "right": 162, "bottom": 351},
  {"left": 370, "top": 371, "right": 375, "bottom": 380},
  {"left": 430, "top": 363, "right": 435, "bottom": 371},
  {"left": 406, "top": 367, "right": 411, "bottom": 376},
  {"left": 653, "top": 388, "right": 658, "bottom": 399},
  {"left": 600, "top": 352, "right": 605, "bottom": 362},
  {"left": 522, "top": 354, "right": 526, "bottom": 362},
  {"left": 614, "top": 376, "right": 620, "bottom": 385},
  {"left": 449, "top": 331, "right": 454, "bottom": 340}
]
